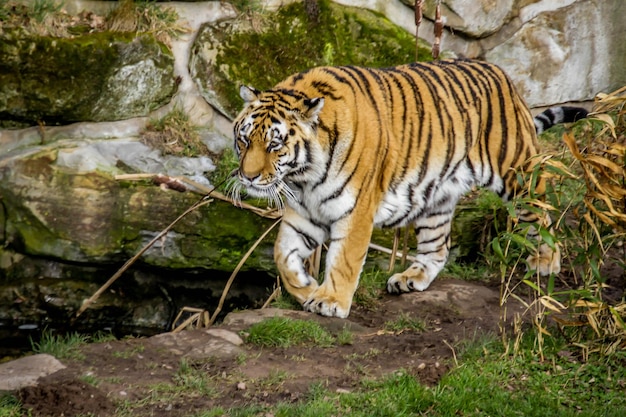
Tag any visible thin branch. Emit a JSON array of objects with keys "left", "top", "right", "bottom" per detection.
[{"left": 209, "top": 218, "right": 282, "bottom": 325}]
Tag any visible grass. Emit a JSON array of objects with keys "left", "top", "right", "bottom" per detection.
[
  {"left": 384, "top": 312, "right": 426, "bottom": 333},
  {"left": 30, "top": 329, "right": 89, "bottom": 360},
  {"left": 5, "top": 332, "right": 626, "bottom": 416},
  {"left": 245, "top": 316, "right": 336, "bottom": 348},
  {"left": 200, "top": 333, "right": 626, "bottom": 417},
  {"left": 0, "top": 393, "right": 27, "bottom": 417}
]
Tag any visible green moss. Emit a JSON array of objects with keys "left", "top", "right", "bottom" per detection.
[{"left": 210, "top": 0, "right": 432, "bottom": 116}]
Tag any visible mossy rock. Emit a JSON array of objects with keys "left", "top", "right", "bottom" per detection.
[
  {"left": 0, "top": 29, "right": 175, "bottom": 126},
  {"left": 191, "top": 0, "right": 432, "bottom": 118},
  {"left": 0, "top": 149, "right": 276, "bottom": 272}
]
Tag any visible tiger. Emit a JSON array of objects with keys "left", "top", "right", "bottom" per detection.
[{"left": 231, "top": 58, "right": 587, "bottom": 318}]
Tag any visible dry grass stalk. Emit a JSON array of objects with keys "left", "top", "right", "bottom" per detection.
[
  {"left": 261, "top": 278, "right": 283, "bottom": 309},
  {"left": 172, "top": 307, "right": 210, "bottom": 333},
  {"left": 208, "top": 218, "right": 282, "bottom": 326}
]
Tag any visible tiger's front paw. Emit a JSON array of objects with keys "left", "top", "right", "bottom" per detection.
[
  {"left": 303, "top": 286, "right": 351, "bottom": 318},
  {"left": 527, "top": 243, "right": 561, "bottom": 276},
  {"left": 386, "top": 265, "right": 435, "bottom": 294},
  {"left": 283, "top": 278, "right": 319, "bottom": 305}
]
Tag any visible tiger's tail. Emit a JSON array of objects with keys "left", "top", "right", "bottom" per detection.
[{"left": 534, "top": 106, "right": 588, "bottom": 134}]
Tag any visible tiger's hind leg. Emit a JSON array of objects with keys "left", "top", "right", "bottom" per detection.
[
  {"left": 386, "top": 208, "right": 454, "bottom": 294},
  {"left": 518, "top": 208, "right": 561, "bottom": 275}
]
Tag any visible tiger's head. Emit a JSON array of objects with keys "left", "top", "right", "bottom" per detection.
[{"left": 231, "top": 85, "right": 325, "bottom": 207}]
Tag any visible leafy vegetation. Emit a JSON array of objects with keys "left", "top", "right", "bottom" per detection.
[{"left": 490, "top": 88, "right": 626, "bottom": 358}]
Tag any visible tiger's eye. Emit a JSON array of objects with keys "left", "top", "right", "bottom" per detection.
[{"left": 289, "top": 128, "right": 296, "bottom": 136}]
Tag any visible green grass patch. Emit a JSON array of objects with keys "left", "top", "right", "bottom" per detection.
[
  {"left": 0, "top": 393, "right": 26, "bottom": 417},
  {"left": 212, "top": 333, "right": 626, "bottom": 416},
  {"left": 245, "top": 317, "right": 335, "bottom": 348},
  {"left": 30, "top": 330, "right": 89, "bottom": 360},
  {"left": 384, "top": 312, "right": 426, "bottom": 333}
]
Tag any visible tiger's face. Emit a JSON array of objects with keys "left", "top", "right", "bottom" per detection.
[{"left": 232, "top": 86, "right": 325, "bottom": 207}]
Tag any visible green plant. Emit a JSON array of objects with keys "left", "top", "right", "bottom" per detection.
[
  {"left": 80, "top": 373, "right": 100, "bottom": 387},
  {"left": 353, "top": 267, "right": 385, "bottom": 309},
  {"left": 228, "top": 0, "right": 263, "bottom": 14},
  {"left": 30, "top": 329, "right": 88, "bottom": 360},
  {"left": 245, "top": 317, "right": 335, "bottom": 348},
  {"left": 31, "top": 0, "right": 62, "bottom": 22},
  {"left": 0, "top": 393, "right": 27, "bottom": 417},
  {"left": 495, "top": 87, "right": 626, "bottom": 358},
  {"left": 173, "top": 359, "right": 218, "bottom": 397},
  {"left": 209, "top": 147, "right": 239, "bottom": 192},
  {"left": 112, "top": 344, "right": 145, "bottom": 359},
  {"left": 336, "top": 326, "right": 354, "bottom": 345},
  {"left": 384, "top": 312, "right": 426, "bottom": 333}
]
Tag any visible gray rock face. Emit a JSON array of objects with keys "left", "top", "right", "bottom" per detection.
[
  {"left": 486, "top": 0, "right": 626, "bottom": 106},
  {"left": 0, "top": 354, "right": 66, "bottom": 390},
  {"left": 340, "top": 0, "right": 625, "bottom": 107},
  {"left": 0, "top": 31, "right": 175, "bottom": 125}
]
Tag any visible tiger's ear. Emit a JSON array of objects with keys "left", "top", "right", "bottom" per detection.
[
  {"left": 240, "top": 85, "right": 260, "bottom": 103},
  {"left": 302, "top": 97, "right": 325, "bottom": 122}
]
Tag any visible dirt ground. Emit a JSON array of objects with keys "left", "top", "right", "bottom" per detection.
[{"left": 16, "top": 277, "right": 527, "bottom": 417}]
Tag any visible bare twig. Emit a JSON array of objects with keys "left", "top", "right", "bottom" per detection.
[
  {"left": 74, "top": 176, "right": 231, "bottom": 321},
  {"left": 433, "top": 0, "right": 443, "bottom": 59},
  {"left": 370, "top": 242, "right": 417, "bottom": 263},
  {"left": 389, "top": 228, "right": 401, "bottom": 272},
  {"left": 115, "top": 173, "right": 281, "bottom": 219},
  {"left": 208, "top": 218, "right": 282, "bottom": 325},
  {"left": 261, "top": 281, "right": 282, "bottom": 309},
  {"left": 74, "top": 196, "right": 213, "bottom": 320},
  {"left": 414, "top": 0, "right": 423, "bottom": 61}
]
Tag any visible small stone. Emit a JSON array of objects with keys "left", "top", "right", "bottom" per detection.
[{"left": 237, "top": 382, "right": 246, "bottom": 390}]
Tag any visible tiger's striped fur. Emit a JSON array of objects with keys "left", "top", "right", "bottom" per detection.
[{"left": 232, "top": 59, "right": 570, "bottom": 318}]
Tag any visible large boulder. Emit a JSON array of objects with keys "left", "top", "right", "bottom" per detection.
[
  {"left": 0, "top": 145, "right": 276, "bottom": 270},
  {"left": 485, "top": 0, "right": 626, "bottom": 106},
  {"left": 0, "top": 140, "right": 278, "bottom": 336},
  {"left": 339, "top": 0, "right": 626, "bottom": 107},
  {"left": 190, "top": 0, "right": 433, "bottom": 118},
  {"left": 0, "top": 30, "right": 176, "bottom": 126}
]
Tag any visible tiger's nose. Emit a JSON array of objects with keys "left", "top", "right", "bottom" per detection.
[{"left": 239, "top": 169, "right": 261, "bottom": 183}]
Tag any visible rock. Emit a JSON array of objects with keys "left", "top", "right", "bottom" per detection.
[
  {"left": 485, "top": 0, "right": 626, "bottom": 107},
  {"left": 0, "top": 354, "right": 66, "bottom": 390},
  {"left": 0, "top": 147, "right": 276, "bottom": 268},
  {"left": 400, "top": 0, "right": 516, "bottom": 37},
  {"left": 382, "top": 278, "right": 525, "bottom": 331},
  {"left": 148, "top": 329, "right": 244, "bottom": 360},
  {"left": 0, "top": 30, "right": 175, "bottom": 125},
  {"left": 190, "top": 0, "right": 432, "bottom": 118},
  {"left": 338, "top": 0, "right": 625, "bottom": 106},
  {"left": 206, "top": 328, "right": 245, "bottom": 346}
]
